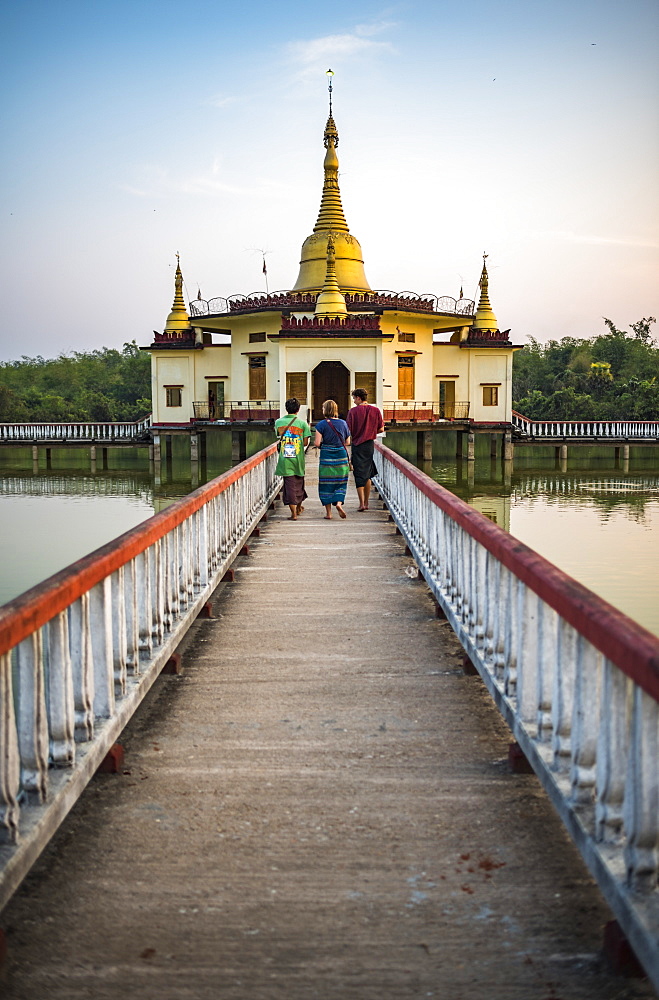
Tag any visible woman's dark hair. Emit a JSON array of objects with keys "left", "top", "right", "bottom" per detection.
[
  {"left": 285, "top": 398, "right": 300, "bottom": 414},
  {"left": 352, "top": 388, "right": 368, "bottom": 401}
]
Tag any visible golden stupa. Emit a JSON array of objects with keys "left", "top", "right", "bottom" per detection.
[{"left": 292, "top": 71, "right": 371, "bottom": 294}]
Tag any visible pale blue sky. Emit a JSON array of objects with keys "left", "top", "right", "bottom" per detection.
[{"left": 1, "top": 0, "right": 657, "bottom": 360}]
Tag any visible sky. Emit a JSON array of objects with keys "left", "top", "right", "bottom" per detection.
[{"left": 1, "top": 0, "right": 658, "bottom": 361}]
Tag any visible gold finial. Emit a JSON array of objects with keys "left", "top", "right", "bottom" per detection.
[
  {"left": 326, "top": 69, "right": 334, "bottom": 115},
  {"left": 315, "top": 235, "right": 348, "bottom": 317},
  {"left": 164, "top": 254, "right": 192, "bottom": 334},
  {"left": 472, "top": 254, "right": 498, "bottom": 331}
]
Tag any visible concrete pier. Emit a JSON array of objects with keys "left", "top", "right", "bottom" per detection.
[{"left": 0, "top": 455, "right": 651, "bottom": 1000}]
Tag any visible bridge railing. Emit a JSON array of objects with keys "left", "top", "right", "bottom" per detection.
[
  {"left": 512, "top": 411, "right": 659, "bottom": 439},
  {"left": 0, "top": 443, "right": 280, "bottom": 911},
  {"left": 374, "top": 442, "right": 659, "bottom": 989},
  {"left": 382, "top": 401, "right": 470, "bottom": 423},
  {"left": 0, "top": 415, "right": 152, "bottom": 443}
]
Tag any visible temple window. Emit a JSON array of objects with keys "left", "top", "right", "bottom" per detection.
[
  {"left": 397, "top": 331, "right": 415, "bottom": 343},
  {"left": 286, "top": 372, "right": 307, "bottom": 403},
  {"left": 354, "top": 372, "right": 377, "bottom": 402},
  {"left": 482, "top": 385, "right": 499, "bottom": 406},
  {"left": 165, "top": 387, "right": 182, "bottom": 407},
  {"left": 249, "top": 332, "right": 267, "bottom": 343}
]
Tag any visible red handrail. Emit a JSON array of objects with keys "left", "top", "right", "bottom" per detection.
[
  {"left": 0, "top": 444, "right": 278, "bottom": 656},
  {"left": 376, "top": 442, "right": 659, "bottom": 700}
]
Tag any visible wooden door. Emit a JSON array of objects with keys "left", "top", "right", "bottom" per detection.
[
  {"left": 248, "top": 356, "right": 266, "bottom": 401},
  {"left": 439, "top": 380, "right": 455, "bottom": 418},
  {"left": 397, "top": 357, "right": 415, "bottom": 400},
  {"left": 312, "top": 362, "right": 349, "bottom": 421}
]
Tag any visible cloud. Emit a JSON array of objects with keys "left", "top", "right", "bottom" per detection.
[
  {"left": 206, "top": 94, "right": 239, "bottom": 109},
  {"left": 119, "top": 160, "right": 288, "bottom": 200},
  {"left": 286, "top": 23, "right": 395, "bottom": 73},
  {"left": 354, "top": 20, "right": 397, "bottom": 37}
]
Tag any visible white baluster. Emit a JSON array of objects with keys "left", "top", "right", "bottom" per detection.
[
  {"left": 198, "top": 505, "right": 209, "bottom": 588},
  {"left": 15, "top": 632, "right": 49, "bottom": 803},
  {"left": 0, "top": 652, "right": 21, "bottom": 843},
  {"left": 493, "top": 565, "right": 508, "bottom": 682},
  {"left": 111, "top": 568, "right": 127, "bottom": 695},
  {"left": 569, "top": 638, "right": 600, "bottom": 805},
  {"left": 503, "top": 576, "right": 519, "bottom": 699},
  {"left": 136, "top": 549, "right": 153, "bottom": 657},
  {"left": 124, "top": 558, "right": 141, "bottom": 675},
  {"left": 46, "top": 611, "right": 75, "bottom": 766},
  {"left": 595, "top": 660, "right": 629, "bottom": 842},
  {"left": 623, "top": 687, "right": 659, "bottom": 893},
  {"left": 68, "top": 595, "right": 94, "bottom": 740},
  {"left": 552, "top": 621, "right": 577, "bottom": 768},
  {"left": 537, "top": 603, "right": 557, "bottom": 741},
  {"left": 89, "top": 579, "right": 115, "bottom": 718},
  {"left": 150, "top": 540, "right": 164, "bottom": 646}
]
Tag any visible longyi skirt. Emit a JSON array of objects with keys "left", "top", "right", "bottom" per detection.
[
  {"left": 350, "top": 440, "right": 378, "bottom": 488},
  {"left": 281, "top": 475, "right": 307, "bottom": 506},
  {"left": 318, "top": 445, "right": 349, "bottom": 506}
]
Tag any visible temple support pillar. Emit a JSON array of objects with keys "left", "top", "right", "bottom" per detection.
[
  {"left": 417, "top": 431, "right": 432, "bottom": 462},
  {"left": 232, "top": 430, "right": 247, "bottom": 464}
]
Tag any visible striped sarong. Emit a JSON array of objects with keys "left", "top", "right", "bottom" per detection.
[{"left": 318, "top": 444, "right": 349, "bottom": 506}]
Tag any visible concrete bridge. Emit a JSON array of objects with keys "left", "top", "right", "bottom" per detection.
[{"left": 0, "top": 445, "right": 657, "bottom": 998}]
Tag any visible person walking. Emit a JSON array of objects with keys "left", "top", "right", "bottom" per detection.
[
  {"left": 314, "top": 399, "right": 351, "bottom": 520},
  {"left": 346, "top": 388, "right": 384, "bottom": 511},
  {"left": 274, "top": 398, "right": 311, "bottom": 520}
]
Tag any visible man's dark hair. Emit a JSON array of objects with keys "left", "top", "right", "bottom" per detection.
[
  {"left": 352, "top": 388, "right": 368, "bottom": 401},
  {"left": 285, "top": 398, "right": 301, "bottom": 414}
]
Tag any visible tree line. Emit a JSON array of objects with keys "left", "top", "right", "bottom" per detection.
[
  {"left": 0, "top": 342, "right": 151, "bottom": 423},
  {"left": 512, "top": 317, "right": 658, "bottom": 420},
  {"left": 0, "top": 319, "right": 657, "bottom": 423}
]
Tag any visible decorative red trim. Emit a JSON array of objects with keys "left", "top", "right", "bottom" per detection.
[
  {"left": 0, "top": 444, "right": 278, "bottom": 656},
  {"left": 376, "top": 442, "right": 659, "bottom": 700}
]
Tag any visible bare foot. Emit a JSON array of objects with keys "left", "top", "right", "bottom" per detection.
[
  {"left": 357, "top": 506, "right": 366, "bottom": 512},
  {"left": 323, "top": 515, "right": 332, "bottom": 519},
  {"left": 337, "top": 505, "right": 347, "bottom": 519},
  {"left": 288, "top": 515, "right": 298, "bottom": 520},
  {"left": 296, "top": 504, "right": 304, "bottom": 515}
]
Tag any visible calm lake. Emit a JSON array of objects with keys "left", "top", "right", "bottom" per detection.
[{"left": 1, "top": 432, "right": 658, "bottom": 638}]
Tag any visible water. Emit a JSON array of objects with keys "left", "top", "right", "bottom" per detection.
[
  {"left": 386, "top": 432, "right": 659, "bottom": 638},
  {"left": 0, "top": 431, "right": 273, "bottom": 607},
  {"left": 1, "top": 433, "right": 658, "bottom": 638}
]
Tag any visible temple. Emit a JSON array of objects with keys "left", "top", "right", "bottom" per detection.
[{"left": 145, "top": 80, "right": 521, "bottom": 429}]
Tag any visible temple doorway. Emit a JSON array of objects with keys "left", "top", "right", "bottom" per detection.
[{"left": 312, "top": 361, "right": 350, "bottom": 421}]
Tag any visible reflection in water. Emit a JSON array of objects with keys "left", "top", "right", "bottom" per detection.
[
  {"left": 2, "top": 432, "right": 659, "bottom": 637},
  {"left": 386, "top": 432, "right": 659, "bottom": 637},
  {"left": 0, "top": 432, "right": 273, "bottom": 606}
]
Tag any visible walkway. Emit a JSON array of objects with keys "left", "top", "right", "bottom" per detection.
[{"left": 1, "top": 455, "right": 654, "bottom": 1000}]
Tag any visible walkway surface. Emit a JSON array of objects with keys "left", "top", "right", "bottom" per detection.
[{"left": 1, "top": 455, "right": 655, "bottom": 1000}]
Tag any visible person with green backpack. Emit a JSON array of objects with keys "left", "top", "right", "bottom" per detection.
[{"left": 274, "top": 398, "right": 311, "bottom": 520}]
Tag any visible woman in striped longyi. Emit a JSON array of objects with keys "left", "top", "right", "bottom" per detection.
[{"left": 313, "top": 399, "right": 351, "bottom": 520}]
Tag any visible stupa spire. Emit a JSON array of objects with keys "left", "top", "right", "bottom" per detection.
[
  {"left": 472, "top": 254, "right": 499, "bottom": 331},
  {"left": 313, "top": 70, "right": 349, "bottom": 233},
  {"left": 164, "top": 253, "right": 192, "bottom": 333},
  {"left": 291, "top": 72, "right": 371, "bottom": 293},
  {"left": 315, "top": 236, "right": 348, "bottom": 318}
]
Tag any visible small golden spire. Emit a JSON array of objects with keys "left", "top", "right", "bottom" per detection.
[
  {"left": 164, "top": 254, "right": 192, "bottom": 333},
  {"left": 472, "top": 253, "right": 499, "bottom": 331},
  {"left": 315, "top": 236, "right": 348, "bottom": 318}
]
